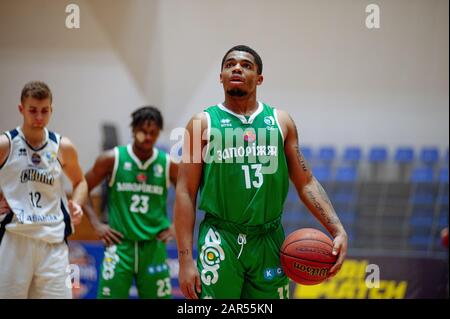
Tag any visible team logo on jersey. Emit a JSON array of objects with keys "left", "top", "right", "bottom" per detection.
[
  {"left": 264, "top": 116, "right": 276, "bottom": 130},
  {"left": 45, "top": 151, "right": 57, "bottom": 163},
  {"left": 220, "top": 118, "right": 232, "bottom": 127},
  {"left": 31, "top": 153, "right": 41, "bottom": 165},
  {"left": 243, "top": 130, "right": 256, "bottom": 143},
  {"left": 124, "top": 162, "right": 132, "bottom": 171},
  {"left": 199, "top": 228, "right": 225, "bottom": 286},
  {"left": 264, "top": 116, "right": 275, "bottom": 126},
  {"left": 136, "top": 173, "right": 147, "bottom": 183},
  {"left": 18, "top": 148, "right": 27, "bottom": 156},
  {"left": 153, "top": 164, "right": 163, "bottom": 178}
]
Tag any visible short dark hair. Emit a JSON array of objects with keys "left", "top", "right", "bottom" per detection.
[
  {"left": 221, "top": 45, "right": 263, "bottom": 75},
  {"left": 21, "top": 81, "right": 52, "bottom": 104},
  {"left": 131, "top": 106, "right": 163, "bottom": 130}
]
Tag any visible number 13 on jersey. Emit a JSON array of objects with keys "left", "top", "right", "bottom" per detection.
[{"left": 241, "top": 164, "right": 263, "bottom": 189}]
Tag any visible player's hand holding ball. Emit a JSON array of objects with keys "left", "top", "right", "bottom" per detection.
[{"left": 280, "top": 228, "right": 347, "bottom": 285}]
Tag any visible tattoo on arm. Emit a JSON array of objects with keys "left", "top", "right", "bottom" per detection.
[
  {"left": 305, "top": 187, "right": 339, "bottom": 226},
  {"left": 178, "top": 249, "right": 190, "bottom": 257},
  {"left": 288, "top": 115, "right": 312, "bottom": 175},
  {"left": 317, "top": 181, "right": 332, "bottom": 206}
]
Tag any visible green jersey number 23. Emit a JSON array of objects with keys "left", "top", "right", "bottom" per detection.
[{"left": 130, "top": 194, "right": 149, "bottom": 214}]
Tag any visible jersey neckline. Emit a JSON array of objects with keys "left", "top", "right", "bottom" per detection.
[
  {"left": 217, "top": 102, "right": 264, "bottom": 124},
  {"left": 126, "top": 144, "right": 159, "bottom": 170},
  {"left": 17, "top": 126, "right": 49, "bottom": 152}
]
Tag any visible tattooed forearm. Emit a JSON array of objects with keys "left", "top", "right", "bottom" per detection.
[
  {"left": 288, "top": 114, "right": 312, "bottom": 175},
  {"left": 178, "top": 249, "right": 191, "bottom": 257},
  {"left": 293, "top": 144, "right": 309, "bottom": 172},
  {"left": 317, "top": 181, "right": 332, "bottom": 206},
  {"left": 305, "top": 189, "right": 338, "bottom": 226}
]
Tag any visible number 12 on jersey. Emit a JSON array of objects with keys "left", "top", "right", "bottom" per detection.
[{"left": 241, "top": 164, "right": 263, "bottom": 189}]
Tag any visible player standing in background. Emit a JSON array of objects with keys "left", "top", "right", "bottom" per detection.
[
  {"left": 174, "top": 45, "right": 348, "bottom": 299},
  {"left": 0, "top": 81, "right": 87, "bottom": 299},
  {"left": 83, "top": 106, "right": 178, "bottom": 299}
]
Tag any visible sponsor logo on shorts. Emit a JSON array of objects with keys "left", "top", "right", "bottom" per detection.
[
  {"left": 263, "top": 267, "right": 284, "bottom": 281},
  {"left": 148, "top": 263, "right": 169, "bottom": 275},
  {"left": 102, "top": 287, "right": 111, "bottom": 297},
  {"left": 102, "top": 245, "right": 119, "bottom": 280},
  {"left": 199, "top": 228, "right": 225, "bottom": 286}
]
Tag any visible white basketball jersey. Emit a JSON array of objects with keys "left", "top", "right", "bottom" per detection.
[{"left": 0, "top": 127, "right": 72, "bottom": 243}]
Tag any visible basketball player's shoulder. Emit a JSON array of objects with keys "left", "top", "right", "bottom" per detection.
[
  {"left": 93, "top": 147, "right": 117, "bottom": 172},
  {"left": 59, "top": 136, "right": 76, "bottom": 153},
  {"left": 0, "top": 133, "right": 10, "bottom": 165},
  {"left": 0, "top": 133, "right": 9, "bottom": 147},
  {"left": 101, "top": 147, "right": 117, "bottom": 159},
  {"left": 271, "top": 108, "right": 293, "bottom": 136},
  {"left": 271, "top": 107, "right": 289, "bottom": 120},
  {"left": 57, "top": 136, "right": 83, "bottom": 167}
]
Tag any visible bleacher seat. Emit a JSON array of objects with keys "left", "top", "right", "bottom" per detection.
[
  {"left": 439, "top": 214, "right": 448, "bottom": 228},
  {"left": 312, "top": 166, "right": 333, "bottom": 183},
  {"left": 410, "top": 167, "right": 434, "bottom": 183},
  {"left": 335, "top": 166, "right": 358, "bottom": 182},
  {"left": 420, "top": 147, "right": 440, "bottom": 166},
  {"left": 395, "top": 147, "right": 415, "bottom": 163},
  {"left": 318, "top": 146, "right": 336, "bottom": 164},
  {"left": 394, "top": 147, "right": 415, "bottom": 182},
  {"left": 300, "top": 146, "right": 313, "bottom": 162},
  {"left": 343, "top": 146, "right": 362, "bottom": 163},
  {"left": 408, "top": 234, "right": 432, "bottom": 248},
  {"left": 333, "top": 166, "right": 358, "bottom": 209},
  {"left": 439, "top": 167, "right": 449, "bottom": 184},
  {"left": 410, "top": 215, "right": 433, "bottom": 227},
  {"left": 368, "top": 146, "right": 388, "bottom": 163}
]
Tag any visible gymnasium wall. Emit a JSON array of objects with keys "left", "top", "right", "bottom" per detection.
[{"left": 0, "top": 0, "right": 448, "bottom": 171}]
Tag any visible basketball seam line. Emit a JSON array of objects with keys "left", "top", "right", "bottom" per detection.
[
  {"left": 285, "top": 237, "right": 334, "bottom": 249},
  {"left": 279, "top": 251, "right": 336, "bottom": 265}
]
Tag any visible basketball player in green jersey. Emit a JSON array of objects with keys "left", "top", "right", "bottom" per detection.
[
  {"left": 174, "top": 45, "right": 348, "bottom": 299},
  {"left": 83, "top": 106, "right": 178, "bottom": 299}
]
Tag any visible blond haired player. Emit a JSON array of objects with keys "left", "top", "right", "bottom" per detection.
[{"left": 0, "top": 81, "right": 87, "bottom": 298}]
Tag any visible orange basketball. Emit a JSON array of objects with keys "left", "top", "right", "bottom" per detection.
[{"left": 280, "top": 228, "right": 337, "bottom": 285}]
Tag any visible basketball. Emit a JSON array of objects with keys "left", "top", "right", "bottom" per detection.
[{"left": 280, "top": 228, "right": 337, "bottom": 285}]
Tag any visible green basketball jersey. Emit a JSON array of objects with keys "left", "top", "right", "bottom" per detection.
[
  {"left": 199, "top": 102, "right": 289, "bottom": 226},
  {"left": 107, "top": 145, "right": 171, "bottom": 241}
]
